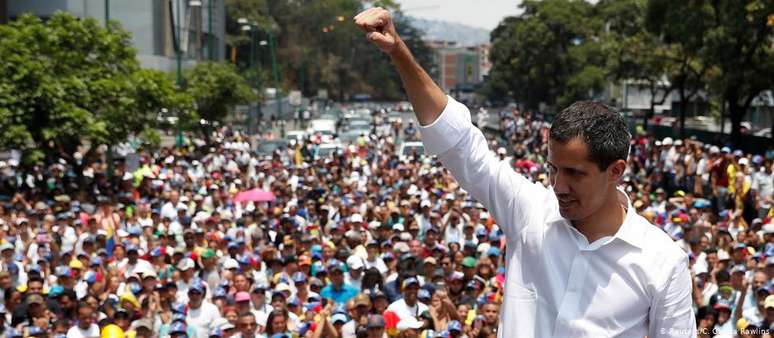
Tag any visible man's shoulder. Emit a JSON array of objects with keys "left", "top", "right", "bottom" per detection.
[{"left": 637, "top": 217, "right": 685, "bottom": 256}]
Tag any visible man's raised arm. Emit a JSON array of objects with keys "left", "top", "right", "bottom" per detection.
[
  {"left": 353, "top": 8, "right": 447, "bottom": 126},
  {"left": 353, "top": 8, "right": 551, "bottom": 240}
]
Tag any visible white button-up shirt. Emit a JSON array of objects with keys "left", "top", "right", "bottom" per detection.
[{"left": 420, "top": 97, "right": 695, "bottom": 338}]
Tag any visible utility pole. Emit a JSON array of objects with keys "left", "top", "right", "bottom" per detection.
[
  {"left": 175, "top": 0, "right": 184, "bottom": 147},
  {"left": 268, "top": 28, "right": 281, "bottom": 120},
  {"left": 105, "top": 0, "right": 114, "bottom": 180},
  {"left": 208, "top": 0, "right": 214, "bottom": 60}
]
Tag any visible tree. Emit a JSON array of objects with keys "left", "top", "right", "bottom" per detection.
[
  {"left": 182, "top": 62, "right": 255, "bottom": 139},
  {"left": 485, "top": 0, "right": 606, "bottom": 112},
  {"left": 0, "top": 12, "right": 181, "bottom": 170},
  {"left": 599, "top": 0, "right": 672, "bottom": 128},
  {"left": 225, "top": 0, "right": 433, "bottom": 101},
  {"left": 647, "top": 0, "right": 774, "bottom": 146}
]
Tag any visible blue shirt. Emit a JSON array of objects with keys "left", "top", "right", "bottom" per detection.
[{"left": 320, "top": 283, "right": 359, "bottom": 304}]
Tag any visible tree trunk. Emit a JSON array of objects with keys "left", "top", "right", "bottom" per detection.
[
  {"left": 679, "top": 86, "right": 688, "bottom": 139},
  {"left": 728, "top": 102, "right": 744, "bottom": 149}
]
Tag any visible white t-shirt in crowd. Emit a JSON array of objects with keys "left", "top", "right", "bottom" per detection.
[
  {"left": 187, "top": 301, "right": 222, "bottom": 338},
  {"left": 386, "top": 299, "right": 429, "bottom": 320},
  {"left": 66, "top": 324, "right": 100, "bottom": 338}
]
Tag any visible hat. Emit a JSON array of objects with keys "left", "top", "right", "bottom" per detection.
[
  {"left": 292, "top": 272, "right": 307, "bottom": 284},
  {"left": 462, "top": 256, "right": 477, "bottom": 268},
  {"left": 354, "top": 294, "right": 371, "bottom": 308},
  {"left": 223, "top": 258, "right": 239, "bottom": 270},
  {"left": 120, "top": 293, "right": 140, "bottom": 308},
  {"left": 423, "top": 257, "right": 437, "bottom": 265},
  {"left": 731, "top": 265, "right": 747, "bottom": 274},
  {"left": 235, "top": 291, "right": 250, "bottom": 302},
  {"left": 132, "top": 318, "right": 153, "bottom": 331},
  {"left": 402, "top": 277, "right": 420, "bottom": 289},
  {"left": 27, "top": 294, "right": 45, "bottom": 306},
  {"left": 212, "top": 317, "right": 235, "bottom": 331},
  {"left": 717, "top": 249, "right": 731, "bottom": 261},
  {"left": 327, "top": 260, "right": 346, "bottom": 272},
  {"left": 447, "top": 320, "right": 462, "bottom": 332},
  {"left": 418, "top": 289, "right": 431, "bottom": 302},
  {"left": 367, "top": 314, "right": 385, "bottom": 329},
  {"left": 714, "top": 298, "right": 733, "bottom": 311},
  {"left": 177, "top": 258, "right": 195, "bottom": 271},
  {"left": 350, "top": 213, "right": 364, "bottom": 223},
  {"left": 332, "top": 313, "right": 348, "bottom": 324},
  {"left": 346, "top": 255, "right": 365, "bottom": 270},
  {"left": 765, "top": 295, "right": 774, "bottom": 309},
  {"left": 188, "top": 281, "right": 206, "bottom": 295},
  {"left": 0, "top": 243, "right": 14, "bottom": 252},
  {"left": 397, "top": 316, "right": 424, "bottom": 330},
  {"left": 170, "top": 321, "right": 188, "bottom": 334},
  {"left": 201, "top": 249, "right": 216, "bottom": 259}
]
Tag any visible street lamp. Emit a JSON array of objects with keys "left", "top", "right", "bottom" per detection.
[{"left": 238, "top": 19, "right": 282, "bottom": 134}]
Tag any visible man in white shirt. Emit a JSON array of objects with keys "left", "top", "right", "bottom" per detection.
[
  {"left": 354, "top": 8, "right": 695, "bottom": 337},
  {"left": 386, "top": 277, "right": 428, "bottom": 320},
  {"left": 66, "top": 303, "right": 100, "bottom": 338},
  {"left": 186, "top": 280, "right": 222, "bottom": 338}
]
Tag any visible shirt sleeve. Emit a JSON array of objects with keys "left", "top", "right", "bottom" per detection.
[
  {"left": 419, "top": 96, "right": 550, "bottom": 239},
  {"left": 647, "top": 254, "right": 697, "bottom": 337}
]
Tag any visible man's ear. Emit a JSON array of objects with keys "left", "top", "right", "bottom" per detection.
[{"left": 608, "top": 159, "right": 627, "bottom": 183}]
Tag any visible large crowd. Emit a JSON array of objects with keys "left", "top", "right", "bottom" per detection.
[{"left": 0, "top": 106, "right": 771, "bottom": 338}]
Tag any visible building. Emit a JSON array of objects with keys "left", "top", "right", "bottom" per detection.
[
  {"left": 2, "top": 0, "right": 225, "bottom": 72},
  {"left": 425, "top": 40, "right": 491, "bottom": 102}
]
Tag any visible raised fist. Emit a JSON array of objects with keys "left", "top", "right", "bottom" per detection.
[{"left": 353, "top": 7, "right": 401, "bottom": 54}]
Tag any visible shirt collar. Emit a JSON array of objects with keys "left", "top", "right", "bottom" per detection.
[{"left": 546, "top": 187, "right": 646, "bottom": 249}]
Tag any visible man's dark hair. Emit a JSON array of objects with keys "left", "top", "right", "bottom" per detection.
[{"left": 549, "top": 101, "right": 631, "bottom": 170}]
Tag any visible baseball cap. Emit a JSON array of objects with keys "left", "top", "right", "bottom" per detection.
[
  {"left": 402, "top": 277, "right": 420, "bottom": 289},
  {"left": 201, "top": 249, "right": 216, "bottom": 259},
  {"left": 332, "top": 313, "right": 348, "bottom": 324},
  {"left": 354, "top": 294, "right": 371, "bottom": 308},
  {"left": 346, "top": 255, "right": 365, "bottom": 270},
  {"left": 235, "top": 291, "right": 250, "bottom": 303},
  {"left": 177, "top": 258, "right": 195, "bottom": 271},
  {"left": 367, "top": 314, "right": 385, "bottom": 329},
  {"left": 292, "top": 272, "right": 307, "bottom": 284},
  {"left": 447, "top": 320, "right": 462, "bottom": 332},
  {"left": 397, "top": 316, "right": 424, "bottom": 330},
  {"left": 223, "top": 258, "right": 239, "bottom": 270},
  {"left": 423, "top": 257, "right": 437, "bottom": 265},
  {"left": 350, "top": 213, "right": 364, "bottom": 223},
  {"left": 27, "top": 294, "right": 45, "bottom": 306},
  {"left": 170, "top": 322, "right": 187, "bottom": 334},
  {"left": 462, "top": 256, "right": 477, "bottom": 268},
  {"left": 766, "top": 295, "right": 774, "bottom": 309},
  {"left": 188, "top": 280, "right": 206, "bottom": 294}
]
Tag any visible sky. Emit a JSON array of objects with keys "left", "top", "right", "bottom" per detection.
[{"left": 394, "top": 0, "right": 523, "bottom": 31}]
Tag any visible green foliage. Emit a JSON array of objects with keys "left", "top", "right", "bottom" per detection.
[
  {"left": 225, "top": 0, "right": 433, "bottom": 101},
  {"left": 182, "top": 62, "right": 255, "bottom": 124},
  {"left": 646, "top": 0, "right": 774, "bottom": 144},
  {"left": 0, "top": 12, "right": 181, "bottom": 166},
  {"left": 484, "top": 0, "right": 606, "bottom": 111},
  {"left": 484, "top": 0, "right": 773, "bottom": 146}
]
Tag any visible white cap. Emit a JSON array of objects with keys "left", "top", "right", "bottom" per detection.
[
  {"left": 397, "top": 316, "right": 424, "bottom": 330},
  {"left": 392, "top": 223, "right": 405, "bottom": 232},
  {"left": 674, "top": 139, "right": 683, "bottom": 146},
  {"left": 223, "top": 258, "right": 239, "bottom": 269},
  {"left": 710, "top": 146, "right": 720, "bottom": 154},
  {"left": 497, "top": 147, "right": 506, "bottom": 155},
  {"left": 177, "top": 258, "right": 195, "bottom": 271},
  {"left": 350, "top": 213, "right": 363, "bottom": 223},
  {"left": 346, "top": 255, "right": 365, "bottom": 270},
  {"left": 368, "top": 221, "right": 382, "bottom": 230},
  {"left": 717, "top": 249, "right": 730, "bottom": 261},
  {"left": 662, "top": 137, "right": 673, "bottom": 146},
  {"left": 276, "top": 283, "right": 292, "bottom": 293},
  {"left": 738, "top": 158, "right": 749, "bottom": 166},
  {"left": 420, "top": 200, "right": 431, "bottom": 208}
]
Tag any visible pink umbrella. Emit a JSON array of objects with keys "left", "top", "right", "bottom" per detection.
[{"left": 234, "top": 188, "right": 276, "bottom": 203}]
